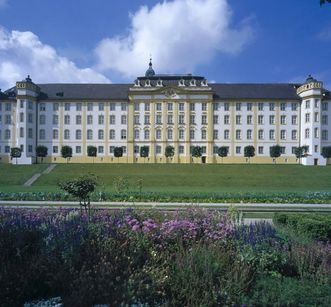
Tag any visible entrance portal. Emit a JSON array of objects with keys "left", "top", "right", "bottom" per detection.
[
  {"left": 202, "top": 156, "right": 206, "bottom": 164},
  {"left": 314, "top": 158, "right": 318, "bottom": 166}
]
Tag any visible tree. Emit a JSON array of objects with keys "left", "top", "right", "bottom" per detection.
[
  {"left": 58, "top": 174, "right": 97, "bottom": 215},
  {"left": 140, "top": 146, "right": 149, "bottom": 163},
  {"left": 322, "top": 146, "right": 331, "bottom": 159},
  {"left": 191, "top": 146, "right": 202, "bottom": 162},
  {"left": 10, "top": 147, "right": 21, "bottom": 164},
  {"left": 35, "top": 145, "right": 48, "bottom": 164},
  {"left": 270, "top": 145, "right": 282, "bottom": 164},
  {"left": 87, "top": 145, "right": 97, "bottom": 163},
  {"left": 61, "top": 145, "right": 72, "bottom": 163},
  {"left": 218, "top": 146, "right": 229, "bottom": 163},
  {"left": 114, "top": 146, "right": 123, "bottom": 162},
  {"left": 165, "top": 145, "right": 175, "bottom": 162},
  {"left": 244, "top": 145, "right": 255, "bottom": 163},
  {"left": 294, "top": 146, "right": 309, "bottom": 164}
]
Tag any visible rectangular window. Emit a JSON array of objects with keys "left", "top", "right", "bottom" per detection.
[
  {"left": 322, "top": 115, "right": 328, "bottom": 125},
  {"left": 258, "top": 146, "right": 264, "bottom": 154},
  {"left": 109, "top": 115, "right": 116, "bottom": 125},
  {"left": 156, "top": 145, "right": 161, "bottom": 154},
  {"left": 190, "top": 115, "right": 195, "bottom": 124},
  {"left": 98, "top": 146, "right": 104, "bottom": 154},
  {"left": 121, "top": 115, "right": 127, "bottom": 125},
  {"left": 98, "top": 115, "right": 104, "bottom": 125},
  {"left": 258, "top": 103, "right": 264, "bottom": 111},
  {"left": 190, "top": 103, "right": 195, "bottom": 111},
  {"left": 269, "top": 130, "right": 275, "bottom": 140},
  {"left": 156, "top": 129, "right": 161, "bottom": 139},
  {"left": 236, "top": 129, "right": 241, "bottom": 140},
  {"left": 145, "top": 102, "right": 150, "bottom": 111},
  {"left": 224, "top": 103, "right": 229, "bottom": 111},
  {"left": 258, "top": 129, "right": 264, "bottom": 140},
  {"left": 292, "top": 115, "right": 297, "bottom": 125},
  {"left": 98, "top": 103, "right": 104, "bottom": 111},
  {"left": 247, "top": 129, "right": 252, "bottom": 140},
  {"left": 179, "top": 115, "right": 185, "bottom": 124},
  {"left": 110, "top": 103, "right": 116, "bottom": 111},
  {"left": 224, "top": 115, "right": 230, "bottom": 125},
  {"left": 280, "top": 103, "right": 286, "bottom": 111},
  {"left": 322, "top": 130, "right": 328, "bottom": 140},
  {"left": 213, "top": 130, "right": 218, "bottom": 140},
  {"left": 269, "top": 115, "right": 275, "bottom": 125},
  {"left": 236, "top": 103, "right": 241, "bottom": 111},
  {"left": 64, "top": 103, "right": 70, "bottom": 111},
  {"left": 224, "top": 130, "right": 229, "bottom": 140},
  {"left": 28, "top": 145, "right": 33, "bottom": 153},
  {"left": 134, "top": 115, "right": 140, "bottom": 125},
  {"left": 109, "top": 146, "right": 115, "bottom": 154},
  {"left": 202, "top": 103, "right": 207, "bottom": 111},
  {"left": 236, "top": 115, "right": 241, "bottom": 125},
  {"left": 167, "top": 103, "right": 173, "bottom": 111},
  {"left": 76, "top": 130, "right": 82, "bottom": 140},
  {"left": 5, "top": 103, "right": 11, "bottom": 111},
  {"left": 236, "top": 146, "right": 241, "bottom": 154},
  {"left": 76, "top": 103, "right": 82, "bottom": 111},
  {"left": 39, "top": 129, "right": 46, "bottom": 140},
  {"left": 121, "top": 130, "right": 127, "bottom": 140},
  {"left": 156, "top": 103, "right": 162, "bottom": 111},
  {"left": 269, "top": 103, "right": 275, "bottom": 111},
  {"left": 213, "top": 103, "right": 219, "bottom": 111},
  {"left": 28, "top": 128, "right": 33, "bottom": 139},
  {"left": 292, "top": 130, "right": 297, "bottom": 140},
  {"left": 280, "top": 130, "right": 286, "bottom": 140},
  {"left": 76, "top": 146, "right": 81, "bottom": 154},
  {"left": 87, "top": 103, "right": 93, "bottom": 111},
  {"left": 247, "top": 103, "right": 252, "bottom": 111},
  {"left": 280, "top": 115, "right": 286, "bottom": 125},
  {"left": 53, "top": 103, "right": 59, "bottom": 111},
  {"left": 19, "top": 127, "right": 24, "bottom": 138},
  {"left": 315, "top": 99, "right": 319, "bottom": 108},
  {"left": 167, "top": 115, "right": 173, "bottom": 124},
  {"left": 201, "top": 115, "right": 207, "bottom": 125},
  {"left": 179, "top": 145, "right": 184, "bottom": 154},
  {"left": 64, "top": 115, "right": 70, "bottom": 125},
  {"left": 76, "top": 115, "right": 82, "bottom": 125},
  {"left": 5, "top": 115, "right": 11, "bottom": 124},
  {"left": 52, "top": 115, "right": 58, "bottom": 125},
  {"left": 305, "top": 113, "right": 310, "bottom": 123},
  {"left": 280, "top": 147, "right": 285, "bottom": 154},
  {"left": 291, "top": 103, "right": 297, "bottom": 111},
  {"left": 53, "top": 146, "right": 58, "bottom": 154},
  {"left": 52, "top": 129, "right": 58, "bottom": 140},
  {"left": 247, "top": 115, "right": 252, "bottom": 125},
  {"left": 145, "top": 115, "right": 150, "bottom": 124},
  {"left": 213, "top": 115, "right": 218, "bottom": 124},
  {"left": 305, "top": 100, "right": 310, "bottom": 109},
  {"left": 314, "top": 112, "right": 319, "bottom": 122},
  {"left": 322, "top": 102, "right": 328, "bottom": 111},
  {"left": 179, "top": 103, "right": 184, "bottom": 111},
  {"left": 156, "top": 115, "right": 162, "bottom": 124},
  {"left": 258, "top": 115, "right": 264, "bottom": 125},
  {"left": 121, "top": 103, "right": 127, "bottom": 111},
  {"left": 40, "top": 103, "right": 46, "bottom": 111},
  {"left": 190, "top": 129, "right": 195, "bottom": 140},
  {"left": 98, "top": 130, "right": 104, "bottom": 140},
  {"left": 20, "top": 112, "right": 24, "bottom": 123}
]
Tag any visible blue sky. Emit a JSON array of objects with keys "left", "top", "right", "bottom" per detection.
[{"left": 0, "top": 0, "right": 330, "bottom": 90}]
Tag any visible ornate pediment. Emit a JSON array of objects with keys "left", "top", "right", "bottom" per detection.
[{"left": 163, "top": 88, "right": 179, "bottom": 98}]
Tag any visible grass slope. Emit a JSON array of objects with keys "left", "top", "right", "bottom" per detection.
[{"left": 5, "top": 164, "right": 328, "bottom": 193}]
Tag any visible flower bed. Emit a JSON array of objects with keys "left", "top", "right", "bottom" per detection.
[{"left": 0, "top": 208, "right": 330, "bottom": 306}]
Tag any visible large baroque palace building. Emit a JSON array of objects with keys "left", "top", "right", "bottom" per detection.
[{"left": 0, "top": 61, "right": 330, "bottom": 165}]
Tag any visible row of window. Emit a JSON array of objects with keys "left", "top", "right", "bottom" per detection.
[
  {"left": 43, "top": 102, "right": 128, "bottom": 112},
  {"left": 49, "top": 114, "right": 127, "bottom": 125},
  {"left": 52, "top": 129, "right": 128, "bottom": 140},
  {"left": 305, "top": 113, "right": 328, "bottom": 124}
]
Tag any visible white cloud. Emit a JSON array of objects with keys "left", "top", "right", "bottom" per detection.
[
  {"left": 0, "top": 27, "right": 110, "bottom": 90},
  {"left": 95, "top": 0, "right": 253, "bottom": 79}
]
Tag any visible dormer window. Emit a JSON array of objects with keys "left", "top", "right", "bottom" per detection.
[
  {"left": 201, "top": 79, "right": 208, "bottom": 86},
  {"left": 156, "top": 79, "right": 163, "bottom": 87},
  {"left": 179, "top": 79, "right": 185, "bottom": 87},
  {"left": 145, "top": 79, "right": 151, "bottom": 87},
  {"left": 190, "top": 79, "right": 196, "bottom": 87},
  {"left": 134, "top": 79, "right": 141, "bottom": 87}
]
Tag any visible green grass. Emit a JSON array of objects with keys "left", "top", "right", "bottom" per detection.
[{"left": 0, "top": 163, "right": 330, "bottom": 194}]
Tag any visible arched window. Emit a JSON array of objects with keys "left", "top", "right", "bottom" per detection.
[
  {"left": 87, "top": 129, "right": 93, "bottom": 140},
  {"left": 144, "top": 129, "right": 150, "bottom": 140},
  {"left": 76, "top": 129, "right": 82, "bottom": 140},
  {"left": 64, "top": 129, "right": 70, "bottom": 140}
]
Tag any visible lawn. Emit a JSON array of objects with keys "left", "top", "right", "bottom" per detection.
[{"left": 0, "top": 163, "right": 330, "bottom": 193}]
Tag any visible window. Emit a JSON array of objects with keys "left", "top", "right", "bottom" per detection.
[
  {"left": 38, "top": 114, "right": 45, "bottom": 125},
  {"left": 64, "top": 129, "right": 70, "bottom": 140},
  {"left": 213, "top": 103, "right": 219, "bottom": 111},
  {"left": 322, "top": 130, "right": 328, "bottom": 140},
  {"left": 258, "top": 146, "right": 264, "bottom": 154},
  {"left": 179, "top": 115, "right": 185, "bottom": 124},
  {"left": 236, "top": 115, "right": 241, "bottom": 125},
  {"left": 64, "top": 115, "right": 70, "bottom": 125},
  {"left": 98, "top": 146, "right": 104, "bottom": 154},
  {"left": 87, "top": 129, "right": 93, "bottom": 140},
  {"left": 236, "top": 146, "right": 241, "bottom": 154},
  {"left": 305, "top": 113, "right": 310, "bottom": 123},
  {"left": 76, "top": 103, "right": 82, "bottom": 111},
  {"left": 258, "top": 129, "right": 264, "bottom": 140},
  {"left": 121, "top": 103, "right": 127, "bottom": 111},
  {"left": 280, "top": 115, "right": 286, "bottom": 125},
  {"left": 5, "top": 103, "right": 11, "bottom": 111},
  {"left": 167, "top": 129, "right": 173, "bottom": 140},
  {"left": 156, "top": 103, "right": 162, "bottom": 111},
  {"left": 291, "top": 103, "right": 297, "bottom": 111},
  {"left": 156, "top": 115, "right": 162, "bottom": 124},
  {"left": 53, "top": 146, "right": 58, "bottom": 154},
  {"left": 224, "top": 115, "right": 230, "bottom": 125},
  {"left": 314, "top": 128, "right": 319, "bottom": 138},
  {"left": 291, "top": 130, "right": 297, "bottom": 140},
  {"left": 75, "top": 115, "right": 81, "bottom": 125},
  {"left": 98, "top": 115, "right": 104, "bottom": 125},
  {"left": 190, "top": 103, "right": 195, "bottom": 111},
  {"left": 190, "top": 129, "right": 195, "bottom": 140},
  {"left": 258, "top": 115, "right": 264, "bottom": 125},
  {"left": 179, "top": 145, "right": 184, "bottom": 154},
  {"left": 269, "top": 115, "right": 275, "bottom": 125},
  {"left": 167, "top": 115, "right": 173, "bottom": 124},
  {"left": 109, "top": 146, "right": 115, "bottom": 154},
  {"left": 132, "top": 129, "right": 139, "bottom": 139},
  {"left": 305, "top": 100, "right": 310, "bottom": 109},
  {"left": 314, "top": 99, "right": 319, "bottom": 108},
  {"left": 156, "top": 129, "right": 161, "bottom": 140},
  {"left": 76, "top": 130, "right": 82, "bottom": 140},
  {"left": 213, "top": 130, "right": 218, "bottom": 140},
  {"left": 109, "top": 115, "right": 115, "bottom": 125},
  {"left": 280, "top": 103, "right": 286, "bottom": 111},
  {"left": 20, "top": 113, "right": 24, "bottom": 123},
  {"left": 110, "top": 103, "right": 116, "bottom": 111},
  {"left": 28, "top": 145, "right": 33, "bottom": 153},
  {"left": 322, "top": 115, "right": 328, "bottom": 125},
  {"left": 144, "top": 129, "right": 150, "bottom": 140},
  {"left": 280, "top": 130, "right": 286, "bottom": 140},
  {"left": 213, "top": 146, "right": 218, "bottom": 154},
  {"left": 134, "top": 146, "right": 139, "bottom": 154},
  {"left": 121, "top": 129, "right": 127, "bottom": 140},
  {"left": 40, "top": 103, "right": 46, "bottom": 111},
  {"left": 247, "top": 115, "right": 252, "bottom": 125},
  {"left": 314, "top": 145, "right": 318, "bottom": 153},
  {"left": 202, "top": 115, "right": 207, "bottom": 125},
  {"left": 179, "top": 129, "right": 184, "bottom": 140},
  {"left": 109, "top": 129, "right": 115, "bottom": 140},
  {"left": 190, "top": 115, "right": 195, "bottom": 124},
  {"left": 322, "top": 102, "right": 328, "bottom": 111},
  {"left": 64, "top": 103, "right": 70, "bottom": 111},
  {"left": 292, "top": 115, "right": 297, "bottom": 125},
  {"left": 269, "top": 130, "right": 275, "bottom": 140},
  {"left": 258, "top": 103, "right": 264, "bottom": 111},
  {"left": 144, "top": 115, "right": 150, "bottom": 124},
  {"left": 247, "top": 129, "right": 252, "bottom": 140},
  {"left": 269, "top": 103, "right": 275, "bottom": 111},
  {"left": 156, "top": 145, "right": 161, "bottom": 154},
  {"left": 53, "top": 103, "right": 59, "bottom": 111},
  {"left": 236, "top": 103, "right": 241, "bottom": 111},
  {"left": 53, "top": 129, "right": 58, "bottom": 139},
  {"left": 247, "top": 103, "right": 253, "bottom": 111},
  {"left": 76, "top": 146, "right": 81, "bottom": 154},
  {"left": 28, "top": 128, "right": 33, "bottom": 139},
  {"left": 121, "top": 115, "right": 127, "bottom": 125},
  {"left": 19, "top": 127, "right": 24, "bottom": 138},
  {"left": 122, "top": 146, "right": 127, "bottom": 154},
  {"left": 280, "top": 147, "right": 286, "bottom": 154},
  {"left": 202, "top": 103, "right": 207, "bottom": 111},
  {"left": 98, "top": 103, "right": 104, "bottom": 111},
  {"left": 224, "top": 103, "right": 229, "bottom": 111},
  {"left": 201, "top": 129, "right": 207, "bottom": 140},
  {"left": 53, "top": 115, "right": 58, "bottom": 125},
  {"left": 98, "top": 130, "right": 104, "bottom": 140},
  {"left": 134, "top": 115, "right": 140, "bottom": 125},
  {"left": 224, "top": 130, "right": 229, "bottom": 140},
  {"left": 167, "top": 103, "right": 173, "bottom": 111},
  {"left": 305, "top": 128, "right": 310, "bottom": 139},
  {"left": 213, "top": 115, "right": 219, "bottom": 124},
  {"left": 145, "top": 102, "right": 150, "bottom": 111},
  {"left": 5, "top": 115, "right": 11, "bottom": 124},
  {"left": 179, "top": 103, "right": 184, "bottom": 111},
  {"left": 236, "top": 129, "right": 241, "bottom": 140},
  {"left": 314, "top": 112, "right": 319, "bottom": 123},
  {"left": 88, "top": 103, "right": 93, "bottom": 111}
]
